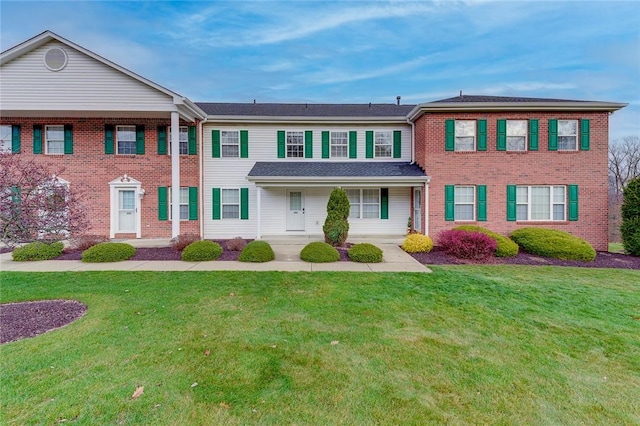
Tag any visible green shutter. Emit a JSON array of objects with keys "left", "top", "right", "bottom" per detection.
[
  {"left": 240, "top": 130, "right": 248, "bottom": 158},
  {"left": 568, "top": 185, "right": 579, "bottom": 221},
  {"left": 240, "top": 188, "right": 249, "bottom": 220},
  {"left": 477, "top": 185, "right": 487, "bottom": 221},
  {"left": 393, "top": 130, "right": 401, "bottom": 158},
  {"left": 188, "top": 187, "right": 198, "bottom": 220},
  {"left": 349, "top": 131, "right": 357, "bottom": 158},
  {"left": 496, "top": 119, "right": 507, "bottom": 151},
  {"left": 366, "top": 131, "right": 374, "bottom": 158},
  {"left": 212, "top": 130, "right": 221, "bottom": 158},
  {"left": 212, "top": 188, "right": 221, "bottom": 220},
  {"left": 548, "top": 119, "right": 558, "bottom": 151},
  {"left": 277, "top": 131, "right": 285, "bottom": 158},
  {"left": 445, "top": 119, "right": 455, "bottom": 151},
  {"left": 506, "top": 185, "right": 517, "bottom": 221},
  {"left": 188, "top": 126, "right": 197, "bottom": 155},
  {"left": 135, "top": 125, "right": 145, "bottom": 155},
  {"left": 445, "top": 185, "right": 455, "bottom": 221},
  {"left": 11, "top": 125, "right": 21, "bottom": 153},
  {"left": 158, "top": 187, "right": 168, "bottom": 221},
  {"left": 580, "top": 119, "right": 590, "bottom": 151},
  {"left": 33, "top": 125, "right": 43, "bottom": 154},
  {"left": 477, "top": 120, "right": 487, "bottom": 151},
  {"left": 11, "top": 186, "right": 21, "bottom": 204},
  {"left": 104, "top": 125, "right": 114, "bottom": 154},
  {"left": 305, "top": 130, "right": 313, "bottom": 158},
  {"left": 529, "top": 119, "right": 539, "bottom": 151},
  {"left": 63, "top": 124, "right": 73, "bottom": 154},
  {"left": 157, "top": 126, "right": 167, "bottom": 155},
  {"left": 381, "top": 188, "right": 389, "bottom": 220},
  {"left": 322, "top": 131, "right": 330, "bottom": 158}
]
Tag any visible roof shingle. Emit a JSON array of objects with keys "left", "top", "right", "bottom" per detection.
[
  {"left": 247, "top": 162, "right": 426, "bottom": 177},
  {"left": 196, "top": 102, "right": 415, "bottom": 117}
]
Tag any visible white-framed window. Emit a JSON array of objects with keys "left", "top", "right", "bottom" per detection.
[
  {"left": 169, "top": 187, "right": 189, "bottom": 221},
  {"left": 375, "top": 131, "right": 392, "bottom": 158},
  {"left": 558, "top": 120, "right": 578, "bottom": 151},
  {"left": 222, "top": 130, "right": 239, "bottom": 158},
  {"left": 38, "top": 176, "right": 71, "bottom": 239},
  {"left": 0, "top": 125, "right": 11, "bottom": 153},
  {"left": 346, "top": 188, "right": 380, "bottom": 219},
  {"left": 117, "top": 125, "right": 136, "bottom": 155},
  {"left": 413, "top": 188, "right": 422, "bottom": 232},
  {"left": 222, "top": 188, "right": 240, "bottom": 219},
  {"left": 45, "top": 125, "right": 64, "bottom": 155},
  {"left": 516, "top": 185, "right": 566, "bottom": 221},
  {"left": 287, "top": 131, "right": 304, "bottom": 158},
  {"left": 507, "top": 120, "right": 527, "bottom": 151},
  {"left": 454, "top": 185, "right": 475, "bottom": 221},
  {"left": 169, "top": 126, "right": 189, "bottom": 155},
  {"left": 455, "top": 120, "right": 476, "bottom": 151},
  {"left": 331, "top": 131, "right": 348, "bottom": 158}
]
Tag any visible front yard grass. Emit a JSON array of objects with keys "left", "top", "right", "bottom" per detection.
[{"left": 1, "top": 267, "right": 639, "bottom": 425}]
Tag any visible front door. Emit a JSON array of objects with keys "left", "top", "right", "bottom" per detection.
[
  {"left": 286, "top": 190, "right": 305, "bottom": 231},
  {"left": 118, "top": 189, "right": 136, "bottom": 233}
]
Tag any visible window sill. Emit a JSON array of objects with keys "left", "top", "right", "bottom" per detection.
[{"left": 516, "top": 221, "right": 569, "bottom": 225}]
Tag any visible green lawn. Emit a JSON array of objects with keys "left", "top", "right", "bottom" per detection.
[{"left": 1, "top": 268, "right": 639, "bottom": 425}]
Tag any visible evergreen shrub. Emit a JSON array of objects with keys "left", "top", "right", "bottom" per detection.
[
  {"left": 348, "top": 243, "right": 383, "bottom": 263},
  {"left": 81, "top": 242, "right": 136, "bottom": 262},
  {"left": 510, "top": 228, "right": 596, "bottom": 261},
  {"left": 181, "top": 240, "right": 223, "bottom": 261},
  {"left": 12, "top": 241, "right": 64, "bottom": 261},
  {"left": 401, "top": 233, "right": 434, "bottom": 253},
  {"left": 300, "top": 241, "right": 340, "bottom": 263},
  {"left": 239, "top": 240, "right": 275, "bottom": 263}
]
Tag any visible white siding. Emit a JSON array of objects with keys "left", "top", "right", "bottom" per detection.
[
  {"left": 0, "top": 41, "right": 174, "bottom": 112},
  {"left": 202, "top": 123, "right": 413, "bottom": 239}
]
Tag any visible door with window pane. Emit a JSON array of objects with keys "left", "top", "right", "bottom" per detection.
[
  {"left": 286, "top": 190, "right": 305, "bottom": 231},
  {"left": 118, "top": 190, "right": 136, "bottom": 232}
]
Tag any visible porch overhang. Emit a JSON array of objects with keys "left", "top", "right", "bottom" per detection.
[{"left": 247, "top": 161, "right": 430, "bottom": 187}]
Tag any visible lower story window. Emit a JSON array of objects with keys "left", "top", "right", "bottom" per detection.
[
  {"left": 170, "top": 187, "right": 189, "bottom": 221},
  {"left": 222, "top": 189, "right": 240, "bottom": 219},
  {"left": 346, "top": 188, "right": 380, "bottom": 219},
  {"left": 454, "top": 186, "right": 475, "bottom": 221},
  {"left": 516, "top": 185, "right": 565, "bottom": 221}
]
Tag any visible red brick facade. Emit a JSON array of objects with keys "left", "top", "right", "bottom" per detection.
[
  {"left": 1, "top": 117, "right": 200, "bottom": 239},
  {"left": 413, "top": 111, "right": 610, "bottom": 251}
]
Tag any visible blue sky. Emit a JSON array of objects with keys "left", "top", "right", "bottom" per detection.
[{"left": 1, "top": 0, "right": 639, "bottom": 139}]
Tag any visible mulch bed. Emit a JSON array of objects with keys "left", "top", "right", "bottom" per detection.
[{"left": 0, "top": 300, "right": 87, "bottom": 344}]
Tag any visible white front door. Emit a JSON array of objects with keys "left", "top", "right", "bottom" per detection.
[
  {"left": 118, "top": 189, "right": 136, "bottom": 233},
  {"left": 286, "top": 190, "right": 305, "bottom": 231}
]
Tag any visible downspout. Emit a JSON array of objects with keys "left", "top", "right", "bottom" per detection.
[
  {"left": 198, "top": 116, "right": 208, "bottom": 240},
  {"left": 407, "top": 117, "right": 415, "bottom": 164}
]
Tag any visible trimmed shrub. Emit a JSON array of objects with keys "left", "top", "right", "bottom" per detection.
[
  {"left": 69, "top": 234, "right": 109, "bottom": 251},
  {"left": 12, "top": 241, "right": 64, "bottom": 261},
  {"left": 510, "top": 228, "right": 596, "bottom": 261},
  {"left": 401, "top": 233, "right": 434, "bottom": 253},
  {"left": 226, "top": 237, "right": 247, "bottom": 252},
  {"left": 171, "top": 233, "right": 200, "bottom": 252},
  {"left": 438, "top": 230, "right": 497, "bottom": 261},
  {"left": 621, "top": 177, "right": 640, "bottom": 256},
  {"left": 239, "top": 240, "right": 275, "bottom": 263},
  {"left": 348, "top": 243, "right": 383, "bottom": 263},
  {"left": 300, "top": 241, "right": 340, "bottom": 263},
  {"left": 323, "top": 188, "right": 350, "bottom": 246},
  {"left": 81, "top": 242, "right": 136, "bottom": 262},
  {"left": 454, "top": 225, "right": 519, "bottom": 257},
  {"left": 621, "top": 217, "right": 640, "bottom": 256},
  {"left": 181, "top": 240, "right": 223, "bottom": 261}
]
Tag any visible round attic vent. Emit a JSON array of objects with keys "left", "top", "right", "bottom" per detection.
[{"left": 43, "top": 47, "right": 68, "bottom": 71}]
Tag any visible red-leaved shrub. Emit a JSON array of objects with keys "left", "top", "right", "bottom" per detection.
[
  {"left": 226, "top": 237, "right": 247, "bottom": 251},
  {"left": 438, "top": 229, "right": 497, "bottom": 261},
  {"left": 69, "top": 234, "right": 109, "bottom": 251},
  {"left": 170, "top": 233, "right": 200, "bottom": 251}
]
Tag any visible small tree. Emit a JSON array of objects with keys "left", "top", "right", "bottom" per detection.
[
  {"left": 323, "top": 187, "right": 350, "bottom": 246},
  {"left": 621, "top": 176, "right": 640, "bottom": 256},
  {"left": 0, "top": 155, "right": 90, "bottom": 248}
]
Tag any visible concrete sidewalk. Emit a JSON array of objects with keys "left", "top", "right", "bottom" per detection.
[{"left": 0, "top": 237, "right": 431, "bottom": 273}]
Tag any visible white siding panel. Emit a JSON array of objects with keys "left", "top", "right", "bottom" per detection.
[{"left": 1, "top": 41, "right": 174, "bottom": 111}]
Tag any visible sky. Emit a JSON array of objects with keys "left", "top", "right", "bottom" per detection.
[{"left": 1, "top": 0, "right": 639, "bottom": 140}]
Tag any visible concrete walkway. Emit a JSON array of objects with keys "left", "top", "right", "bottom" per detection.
[{"left": 0, "top": 237, "right": 431, "bottom": 273}]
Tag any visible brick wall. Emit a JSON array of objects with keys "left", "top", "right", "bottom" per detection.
[
  {"left": 414, "top": 111, "right": 610, "bottom": 251},
  {"left": 1, "top": 116, "right": 200, "bottom": 238}
]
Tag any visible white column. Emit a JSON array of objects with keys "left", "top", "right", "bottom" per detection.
[
  {"left": 424, "top": 182, "right": 429, "bottom": 236},
  {"left": 256, "top": 186, "right": 262, "bottom": 239},
  {"left": 171, "top": 111, "right": 180, "bottom": 238}
]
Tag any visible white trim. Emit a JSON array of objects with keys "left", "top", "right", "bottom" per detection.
[
  {"left": 256, "top": 187, "right": 262, "bottom": 239},
  {"left": 171, "top": 111, "right": 180, "bottom": 238},
  {"left": 109, "top": 175, "right": 142, "bottom": 238}
]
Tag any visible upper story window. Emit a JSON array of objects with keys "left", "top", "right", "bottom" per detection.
[
  {"left": 45, "top": 125, "right": 65, "bottom": 155},
  {"left": 375, "top": 131, "right": 392, "bottom": 158},
  {"left": 507, "top": 120, "right": 527, "bottom": 151},
  {"left": 169, "top": 126, "right": 189, "bottom": 155},
  {"left": 0, "top": 125, "right": 11, "bottom": 153},
  {"left": 558, "top": 120, "right": 578, "bottom": 151},
  {"left": 516, "top": 185, "right": 566, "bottom": 221},
  {"left": 454, "top": 185, "right": 475, "bottom": 221},
  {"left": 117, "top": 126, "right": 136, "bottom": 155},
  {"left": 331, "top": 131, "right": 348, "bottom": 158},
  {"left": 287, "top": 131, "right": 304, "bottom": 158},
  {"left": 455, "top": 120, "right": 476, "bottom": 151},
  {"left": 222, "top": 131, "right": 239, "bottom": 157}
]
